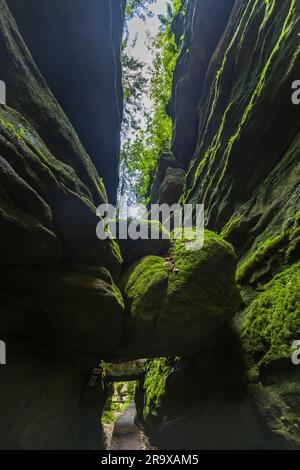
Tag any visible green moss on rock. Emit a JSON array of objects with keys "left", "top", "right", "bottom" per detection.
[
  {"left": 143, "top": 358, "right": 174, "bottom": 421},
  {"left": 237, "top": 211, "right": 300, "bottom": 286},
  {"left": 119, "top": 229, "right": 241, "bottom": 357},
  {"left": 220, "top": 216, "right": 242, "bottom": 240},
  {"left": 0, "top": 0, "right": 106, "bottom": 204},
  {"left": 163, "top": 229, "right": 239, "bottom": 323},
  {"left": 242, "top": 263, "right": 300, "bottom": 377},
  {"left": 121, "top": 256, "right": 168, "bottom": 322},
  {"left": 237, "top": 233, "right": 287, "bottom": 285}
]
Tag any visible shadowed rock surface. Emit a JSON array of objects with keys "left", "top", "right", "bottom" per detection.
[
  {"left": 0, "top": 0, "right": 124, "bottom": 449},
  {"left": 170, "top": 0, "right": 235, "bottom": 168},
  {"left": 0, "top": 0, "right": 299, "bottom": 451},
  {"left": 137, "top": 0, "right": 300, "bottom": 450},
  {"left": 103, "top": 360, "right": 145, "bottom": 382},
  {"left": 150, "top": 151, "right": 185, "bottom": 205},
  {"left": 117, "top": 219, "right": 171, "bottom": 266},
  {"left": 7, "top": 0, "right": 125, "bottom": 203},
  {"left": 0, "top": 0, "right": 106, "bottom": 204}
]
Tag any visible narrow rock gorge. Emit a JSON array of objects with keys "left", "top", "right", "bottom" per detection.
[{"left": 0, "top": 0, "right": 299, "bottom": 451}]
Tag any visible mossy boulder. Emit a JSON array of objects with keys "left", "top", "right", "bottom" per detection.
[{"left": 117, "top": 229, "right": 241, "bottom": 358}]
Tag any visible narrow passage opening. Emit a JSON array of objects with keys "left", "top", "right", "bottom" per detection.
[{"left": 101, "top": 360, "right": 155, "bottom": 450}]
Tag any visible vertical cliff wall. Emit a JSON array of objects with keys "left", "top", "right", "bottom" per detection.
[
  {"left": 7, "top": 0, "right": 126, "bottom": 203},
  {"left": 140, "top": 0, "right": 300, "bottom": 450},
  {"left": 170, "top": 0, "right": 235, "bottom": 169},
  {"left": 0, "top": 0, "right": 125, "bottom": 449}
]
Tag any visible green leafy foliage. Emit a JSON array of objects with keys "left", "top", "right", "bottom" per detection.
[
  {"left": 120, "top": 1, "right": 182, "bottom": 203},
  {"left": 121, "top": 50, "right": 148, "bottom": 135},
  {"left": 126, "top": 0, "right": 156, "bottom": 21}
]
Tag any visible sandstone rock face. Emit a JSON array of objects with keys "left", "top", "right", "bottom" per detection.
[
  {"left": 150, "top": 151, "right": 184, "bottom": 204},
  {"left": 103, "top": 360, "right": 145, "bottom": 382},
  {"left": 0, "top": 0, "right": 299, "bottom": 451},
  {"left": 0, "top": 1, "right": 124, "bottom": 449},
  {"left": 7, "top": 0, "right": 125, "bottom": 203},
  {"left": 0, "top": 353, "right": 107, "bottom": 449},
  {"left": 117, "top": 230, "right": 241, "bottom": 359},
  {"left": 136, "top": 0, "right": 300, "bottom": 450},
  {"left": 0, "top": 263, "right": 124, "bottom": 355},
  {"left": 0, "top": 104, "right": 122, "bottom": 275},
  {"left": 0, "top": 0, "right": 106, "bottom": 205},
  {"left": 170, "top": 0, "right": 235, "bottom": 168},
  {"left": 136, "top": 341, "right": 296, "bottom": 450},
  {"left": 181, "top": 0, "right": 299, "bottom": 232},
  {"left": 0, "top": 104, "right": 124, "bottom": 448},
  {"left": 157, "top": 167, "right": 186, "bottom": 206}
]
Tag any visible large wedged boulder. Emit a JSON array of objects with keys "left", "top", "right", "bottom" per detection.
[{"left": 115, "top": 230, "right": 241, "bottom": 358}]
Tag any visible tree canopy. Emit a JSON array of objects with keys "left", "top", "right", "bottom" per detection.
[{"left": 120, "top": 0, "right": 183, "bottom": 204}]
